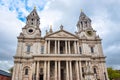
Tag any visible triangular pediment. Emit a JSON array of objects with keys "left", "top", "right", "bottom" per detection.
[{"left": 45, "top": 30, "right": 78, "bottom": 39}]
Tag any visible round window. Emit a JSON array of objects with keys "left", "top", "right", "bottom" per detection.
[{"left": 28, "top": 29, "right": 33, "bottom": 33}]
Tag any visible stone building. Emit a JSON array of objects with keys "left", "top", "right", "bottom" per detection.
[
  {"left": 12, "top": 8, "right": 109, "bottom": 80},
  {"left": 0, "top": 70, "right": 11, "bottom": 80}
]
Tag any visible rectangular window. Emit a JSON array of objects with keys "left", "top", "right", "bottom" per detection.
[
  {"left": 91, "top": 47, "right": 94, "bottom": 53},
  {"left": 27, "top": 45, "right": 31, "bottom": 53},
  {"left": 79, "top": 47, "right": 82, "bottom": 54},
  {"left": 82, "top": 67, "right": 85, "bottom": 78},
  {"left": 41, "top": 46, "right": 44, "bottom": 54}
]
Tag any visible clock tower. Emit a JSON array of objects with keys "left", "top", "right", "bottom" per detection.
[
  {"left": 76, "top": 11, "right": 98, "bottom": 40},
  {"left": 19, "top": 7, "right": 41, "bottom": 38}
]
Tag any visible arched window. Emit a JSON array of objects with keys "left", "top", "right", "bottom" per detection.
[
  {"left": 25, "top": 68, "right": 28, "bottom": 75},
  {"left": 93, "top": 67, "right": 97, "bottom": 74}
]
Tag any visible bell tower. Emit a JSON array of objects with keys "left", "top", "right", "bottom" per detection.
[
  {"left": 19, "top": 7, "right": 41, "bottom": 38},
  {"left": 77, "top": 10, "right": 92, "bottom": 32},
  {"left": 26, "top": 7, "right": 40, "bottom": 28},
  {"left": 76, "top": 10, "right": 99, "bottom": 40}
]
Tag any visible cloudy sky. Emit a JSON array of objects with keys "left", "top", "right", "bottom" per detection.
[{"left": 0, "top": 0, "right": 120, "bottom": 71}]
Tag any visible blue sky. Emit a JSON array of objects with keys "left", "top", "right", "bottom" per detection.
[{"left": 0, "top": 0, "right": 120, "bottom": 71}]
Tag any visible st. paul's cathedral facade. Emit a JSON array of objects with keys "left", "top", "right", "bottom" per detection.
[{"left": 12, "top": 8, "right": 109, "bottom": 80}]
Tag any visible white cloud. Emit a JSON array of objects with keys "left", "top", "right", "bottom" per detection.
[
  {"left": 0, "top": 0, "right": 120, "bottom": 71},
  {"left": 0, "top": 5, "right": 24, "bottom": 69},
  {"left": 0, "top": 61, "right": 13, "bottom": 72}
]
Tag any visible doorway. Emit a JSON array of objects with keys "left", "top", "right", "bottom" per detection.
[
  {"left": 61, "top": 69, "right": 64, "bottom": 80},
  {"left": 40, "top": 74, "right": 43, "bottom": 80}
]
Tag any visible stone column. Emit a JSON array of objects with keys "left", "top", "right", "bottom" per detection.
[
  {"left": 76, "top": 61, "right": 80, "bottom": 80},
  {"left": 77, "top": 41, "right": 79, "bottom": 54},
  {"left": 68, "top": 41, "right": 71, "bottom": 54},
  {"left": 65, "top": 41, "right": 68, "bottom": 54},
  {"left": 70, "top": 61, "right": 73, "bottom": 80},
  {"left": 55, "top": 40, "right": 57, "bottom": 54},
  {"left": 66, "top": 61, "right": 69, "bottom": 80},
  {"left": 44, "top": 61, "right": 47, "bottom": 80},
  {"left": 86, "top": 61, "right": 88, "bottom": 73},
  {"left": 32, "top": 61, "right": 36, "bottom": 75},
  {"left": 47, "top": 61, "right": 50, "bottom": 80},
  {"left": 48, "top": 40, "right": 50, "bottom": 54},
  {"left": 55, "top": 61, "right": 58, "bottom": 80},
  {"left": 34, "top": 61, "right": 37, "bottom": 80},
  {"left": 88, "top": 61, "right": 91, "bottom": 73},
  {"left": 79, "top": 61, "right": 82, "bottom": 80},
  {"left": 74, "top": 41, "right": 77, "bottom": 54},
  {"left": 58, "top": 41, "right": 60, "bottom": 54},
  {"left": 36, "top": 61, "right": 39, "bottom": 80},
  {"left": 58, "top": 61, "right": 61, "bottom": 80},
  {"left": 45, "top": 40, "right": 47, "bottom": 54}
]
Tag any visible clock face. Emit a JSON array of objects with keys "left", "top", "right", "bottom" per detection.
[
  {"left": 86, "top": 30, "right": 93, "bottom": 36},
  {"left": 28, "top": 29, "right": 33, "bottom": 33},
  {"left": 27, "top": 27, "right": 35, "bottom": 34}
]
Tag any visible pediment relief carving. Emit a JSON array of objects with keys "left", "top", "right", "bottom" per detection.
[{"left": 46, "top": 30, "right": 78, "bottom": 38}]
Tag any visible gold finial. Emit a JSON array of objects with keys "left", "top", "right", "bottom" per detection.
[{"left": 34, "top": 6, "right": 36, "bottom": 9}]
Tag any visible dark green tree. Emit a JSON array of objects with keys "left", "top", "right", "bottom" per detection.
[{"left": 107, "top": 67, "right": 120, "bottom": 80}]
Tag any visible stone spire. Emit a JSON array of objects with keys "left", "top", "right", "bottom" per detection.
[
  {"left": 26, "top": 8, "right": 40, "bottom": 28},
  {"left": 77, "top": 10, "right": 92, "bottom": 32},
  {"left": 49, "top": 25, "right": 53, "bottom": 33}
]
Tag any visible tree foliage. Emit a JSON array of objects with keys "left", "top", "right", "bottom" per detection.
[{"left": 107, "top": 67, "right": 120, "bottom": 80}]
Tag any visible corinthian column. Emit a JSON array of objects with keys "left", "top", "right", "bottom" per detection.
[
  {"left": 44, "top": 61, "right": 47, "bottom": 80},
  {"left": 65, "top": 41, "right": 68, "bottom": 54},
  {"left": 45, "top": 40, "right": 47, "bottom": 54},
  {"left": 68, "top": 41, "right": 71, "bottom": 54},
  {"left": 76, "top": 61, "right": 80, "bottom": 80},
  {"left": 55, "top": 61, "right": 58, "bottom": 80},
  {"left": 58, "top": 61, "right": 61, "bottom": 80},
  {"left": 74, "top": 41, "right": 77, "bottom": 54},
  {"left": 47, "top": 61, "right": 50, "bottom": 80},
  {"left": 58, "top": 41, "right": 60, "bottom": 54},
  {"left": 36, "top": 61, "right": 39, "bottom": 80},
  {"left": 48, "top": 40, "right": 50, "bottom": 54},
  {"left": 55, "top": 40, "right": 57, "bottom": 54},
  {"left": 70, "top": 61, "right": 73, "bottom": 80},
  {"left": 79, "top": 61, "right": 82, "bottom": 80},
  {"left": 66, "top": 61, "right": 69, "bottom": 80}
]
